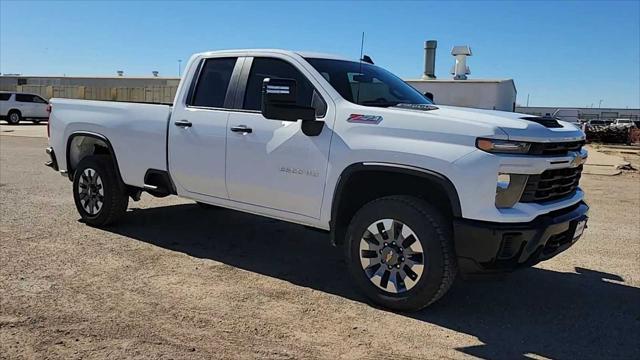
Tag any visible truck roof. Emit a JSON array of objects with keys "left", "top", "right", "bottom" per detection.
[{"left": 193, "top": 49, "right": 350, "bottom": 61}]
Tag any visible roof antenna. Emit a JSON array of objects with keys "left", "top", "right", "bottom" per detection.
[{"left": 356, "top": 31, "right": 365, "bottom": 104}]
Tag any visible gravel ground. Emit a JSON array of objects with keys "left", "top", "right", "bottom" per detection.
[{"left": 1, "top": 135, "right": 639, "bottom": 359}]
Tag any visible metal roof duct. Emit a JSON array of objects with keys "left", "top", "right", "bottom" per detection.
[{"left": 422, "top": 40, "right": 437, "bottom": 80}]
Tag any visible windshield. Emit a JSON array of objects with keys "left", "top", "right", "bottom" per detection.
[{"left": 305, "top": 58, "right": 433, "bottom": 108}]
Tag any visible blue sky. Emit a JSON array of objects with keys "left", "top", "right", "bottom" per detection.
[{"left": 1, "top": 0, "right": 638, "bottom": 108}]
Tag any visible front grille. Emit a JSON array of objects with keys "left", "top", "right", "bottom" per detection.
[
  {"left": 520, "top": 165, "right": 583, "bottom": 203},
  {"left": 528, "top": 141, "right": 584, "bottom": 156}
]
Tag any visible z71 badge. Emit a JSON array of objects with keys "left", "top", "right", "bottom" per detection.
[{"left": 347, "top": 114, "right": 383, "bottom": 124}]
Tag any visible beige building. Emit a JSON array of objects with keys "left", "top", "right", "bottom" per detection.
[{"left": 0, "top": 75, "right": 180, "bottom": 103}]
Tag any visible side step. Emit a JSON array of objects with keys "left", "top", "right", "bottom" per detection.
[{"left": 142, "top": 169, "right": 176, "bottom": 198}]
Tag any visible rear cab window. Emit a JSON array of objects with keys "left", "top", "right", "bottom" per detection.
[
  {"left": 243, "top": 57, "right": 326, "bottom": 117},
  {"left": 188, "top": 57, "right": 237, "bottom": 108}
]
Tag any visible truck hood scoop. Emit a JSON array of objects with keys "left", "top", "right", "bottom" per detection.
[{"left": 520, "top": 116, "right": 563, "bottom": 128}]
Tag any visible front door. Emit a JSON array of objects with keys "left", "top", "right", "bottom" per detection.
[
  {"left": 225, "top": 56, "right": 332, "bottom": 218},
  {"left": 168, "top": 56, "right": 242, "bottom": 199}
]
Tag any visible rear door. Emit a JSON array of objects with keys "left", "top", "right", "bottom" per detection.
[
  {"left": 14, "top": 94, "right": 37, "bottom": 117},
  {"left": 168, "top": 56, "right": 243, "bottom": 199}
]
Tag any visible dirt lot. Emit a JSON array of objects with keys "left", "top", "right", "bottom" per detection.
[{"left": 1, "top": 135, "right": 639, "bottom": 359}]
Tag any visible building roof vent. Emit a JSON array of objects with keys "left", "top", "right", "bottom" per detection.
[
  {"left": 422, "top": 40, "right": 437, "bottom": 80},
  {"left": 450, "top": 45, "right": 472, "bottom": 80}
]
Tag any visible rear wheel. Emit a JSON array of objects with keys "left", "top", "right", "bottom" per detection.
[
  {"left": 7, "top": 110, "right": 21, "bottom": 125},
  {"left": 345, "top": 195, "right": 457, "bottom": 312},
  {"left": 73, "top": 155, "right": 128, "bottom": 226}
]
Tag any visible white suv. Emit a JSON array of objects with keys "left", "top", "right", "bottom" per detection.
[
  {"left": 613, "top": 118, "right": 636, "bottom": 128},
  {"left": 0, "top": 92, "right": 49, "bottom": 125}
]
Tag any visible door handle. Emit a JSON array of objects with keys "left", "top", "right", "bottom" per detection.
[
  {"left": 230, "top": 125, "right": 252, "bottom": 133},
  {"left": 174, "top": 119, "right": 192, "bottom": 128}
]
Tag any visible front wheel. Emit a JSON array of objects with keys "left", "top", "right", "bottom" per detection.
[
  {"left": 345, "top": 196, "right": 457, "bottom": 312},
  {"left": 73, "top": 155, "right": 129, "bottom": 226}
]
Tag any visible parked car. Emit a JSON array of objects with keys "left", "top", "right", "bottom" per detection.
[
  {"left": 587, "top": 119, "right": 609, "bottom": 127},
  {"left": 612, "top": 118, "right": 636, "bottom": 128},
  {"left": 0, "top": 92, "right": 50, "bottom": 125},
  {"left": 45, "top": 49, "right": 589, "bottom": 311}
]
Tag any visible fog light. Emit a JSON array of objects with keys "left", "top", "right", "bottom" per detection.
[
  {"left": 495, "top": 173, "right": 529, "bottom": 208},
  {"left": 497, "top": 173, "right": 511, "bottom": 192}
]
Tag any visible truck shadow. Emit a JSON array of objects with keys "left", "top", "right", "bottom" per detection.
[{"left": 105, "top": 203, "right": 639, "bottom": 360}]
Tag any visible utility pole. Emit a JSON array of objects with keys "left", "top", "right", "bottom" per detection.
[{"left": 178, "top": 59, "right": 182, "bottom": 77}]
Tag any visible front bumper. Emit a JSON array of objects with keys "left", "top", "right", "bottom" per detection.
[
  {"left": 453, "top": 201, "right": 589, "bottom": 275},
  {"left": 45, "top": 147, "right": 59, "bottom": 171}
]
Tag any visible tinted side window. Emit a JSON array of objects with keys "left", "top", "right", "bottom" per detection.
[
  {"left": 0, "top": 93, "right": 11, "bottom": 101},
  {"left": 33, "top": 96, "right": 47, "bottom": 104},
  {"left": 190, "top": 57, "right": 237, "bottom": 108},
  {"left": 15, "top": 94, "right": 34, "bottom": 102},
  {"left": 243, "top": 58, "right": 315, "bottom": 112}
]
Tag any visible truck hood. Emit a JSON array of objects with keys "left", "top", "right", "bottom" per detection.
[{"left": 393, "top": 105, "right": 586, "bottom": 143}]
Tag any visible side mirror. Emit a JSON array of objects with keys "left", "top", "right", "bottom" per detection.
[
  {"left": 261, "top": 78, "right": 323, "bottom": 136},
  {"left": 261, "top": 78, "right": 315, "bottom": 122}
]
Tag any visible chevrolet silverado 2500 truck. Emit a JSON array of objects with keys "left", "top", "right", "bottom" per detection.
[{"left": 46, "top": 49, "right": 589, "bottom": 311}]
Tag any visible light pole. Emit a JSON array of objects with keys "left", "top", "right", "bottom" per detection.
[
  {"left": 598, "top": 99, "right": 603, "bottom": 108},
  {"left": 178, "top": 59, "right": 182, "bottom": 77},
  {"left": 526, "top": 94, "right": 530, "bottom": 107}
]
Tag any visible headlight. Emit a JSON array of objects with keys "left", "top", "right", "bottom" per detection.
[
  {"left": 495, "top": 173, "right": 529, "bottom": 208},
  {"left": 476, "top": 138, "right": 531, "bottom": 154}
]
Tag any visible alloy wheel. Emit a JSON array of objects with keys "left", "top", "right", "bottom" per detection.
[
  {"left": 359, "top": 219, "right": 425, "bottom": 293},
  {"left": 77, "top": 168, "right": 104, "bottom": 215}
]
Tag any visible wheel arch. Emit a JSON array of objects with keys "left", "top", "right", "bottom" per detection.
[
  {"left": 329, "top": 162, "right": 462, "bottom": 246},
  {"left": 66, "top": 132, "right": 123, "bottom": 182}
]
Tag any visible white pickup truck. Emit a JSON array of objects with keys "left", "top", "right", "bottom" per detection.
[{"left": 46, "top": 49, "right": 589, "bottom": 311}]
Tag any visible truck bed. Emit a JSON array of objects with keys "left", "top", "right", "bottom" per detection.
[{"left": 48, "top": 98, "right": 172, "bottom": 188}]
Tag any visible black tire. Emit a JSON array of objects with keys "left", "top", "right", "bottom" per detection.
[
  {"left": 72, "top": 155, "right": 128, "bottom": 227},
  {"left": 196, "top": 201, "right": 220, "bottom": 210},
  {"left": 32, "top": 119, "right": 41, "bottom": 124},
  {"left": 345, "top": 195, "right": 457, "bottom": 312},
  {"left": 7, "top": 110, "right": 21, "bottom": 125}
]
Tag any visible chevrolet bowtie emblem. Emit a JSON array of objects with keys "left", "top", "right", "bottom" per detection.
[
  {"left": 385, "top": 252, "right": 394, "bottom": 263},
  {"left": 570, "top": 153, "right": 587, "bottom": 168}
]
